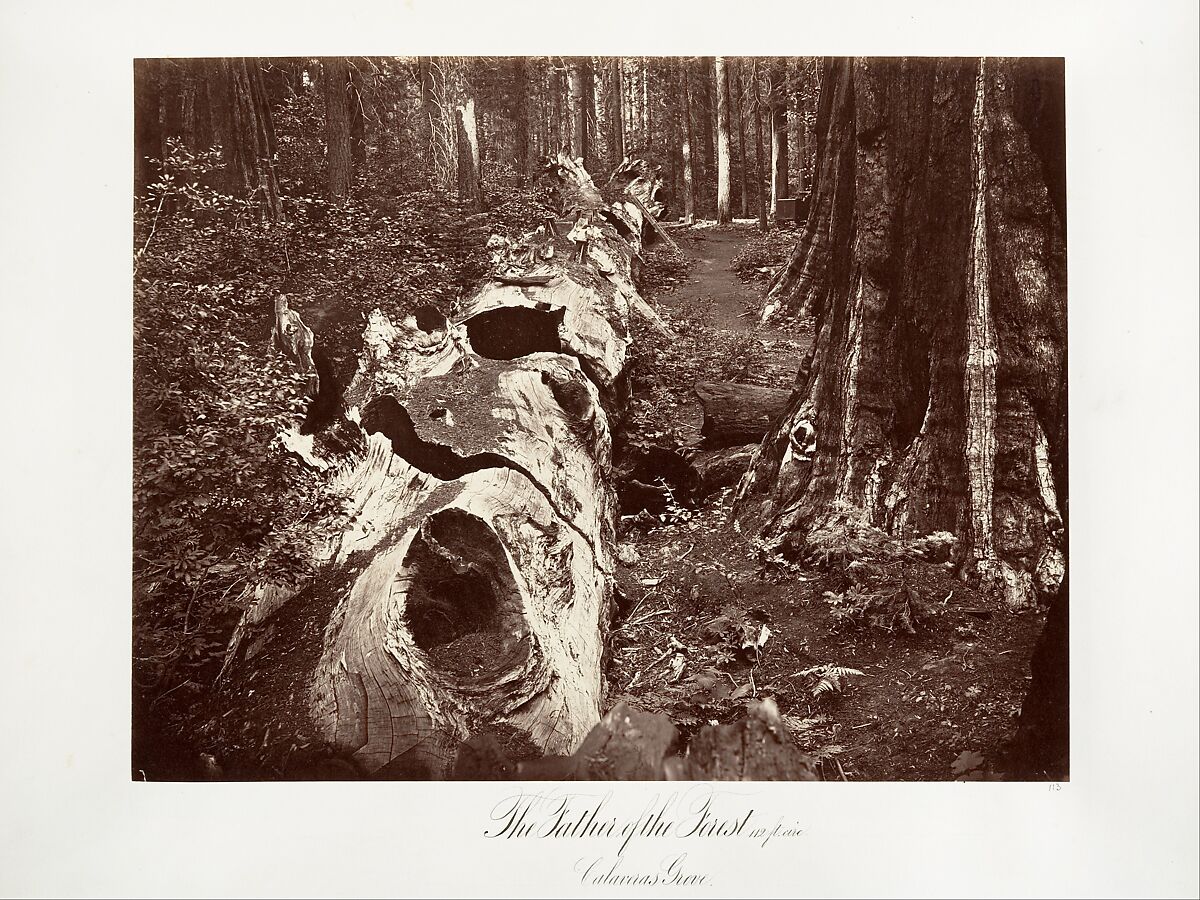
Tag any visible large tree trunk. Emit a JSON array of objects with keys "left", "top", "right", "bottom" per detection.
[
  {"left": 455, "top": 98, "right": 483, "bottom": 210},
  {"left": 753, "top": 60, "right": 768, "bottom": 231},
  {"left": 323, "top": 57, "right": 353, "bottom": 200},
  {"left": 679, "top": 61, "right": 696, "bottom": 225},
  {"left": 607, "top": 57, "right": 625, "bottom": 168},
  {"left": 567, "top": 58, "right": 588, "bottom": 161},
  {"left": 583, "top": 59, "right": 597, "bottom": 171},
  {"left": 511, "top": 57, "right": 531, "bottom": 176},
  {"left": 183, "top": 58, "right": 214, "bottom": 152},
  {"left": 734, "top": 58, "right": 750, "bottom": 219},
  {"left": 738, "top": 57, "right": 1067, "bottom": 613},
  {"left": 715, "top": 57, "right": 733, "bottom": 224},
  {"left": 1008, "top": 575, "right": 1069, "bottom": 778},
  {"left": 697, "top": 57, "right": 715, "bottom": 194},
  {"left": 790, "top": 58, "right": 805, "bottom": 194},
  {"left": 348, "top": 63, "right": 366, "bottom": 168},
  {"left": 769, "top": 58, "right": 789, "bottom": 220},
  {"left": 640, "top": 59, "right": 650, "bottom": 144},
  {"left": 133, "top": 59, "right": 162, "bottom": 198},
  {"left": 211, "top": 154, "right": 666, "bottom": 779},
  {"left": 210, "top": 58, "right": 283, "bottom": 219}
]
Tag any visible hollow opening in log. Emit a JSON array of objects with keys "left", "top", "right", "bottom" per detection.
[
  {"left": 362, "top": 396, "right": 511, "bottom": 480},
  {"left": 300, "top": 347, "right": 343, "bottom": 435},
  {"left": 464, "top": 306, "right": 564, "bottom": 360},
  {"left": 414, "top": 304, "right": 448, "bottom": 333},
  {"left": 601, "top": 208, "right": 637, "bottom": 242},
  {"left": 401, "top": 509, "right": 530, "bottom": 683}
]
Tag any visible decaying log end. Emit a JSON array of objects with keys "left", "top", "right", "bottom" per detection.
[
  {"left": 694, "top": 380, "right": 792, "bottom": 448},
  {"left": 217, "top": 156, "right": 678, "bottom": 778}
]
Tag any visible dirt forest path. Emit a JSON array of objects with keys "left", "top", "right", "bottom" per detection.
[
  {"left": 624, "top": 223, "right": 809, "bottom": 449},
  {"left": 657, "top": 226, "right": 762, "bottom": 334}
]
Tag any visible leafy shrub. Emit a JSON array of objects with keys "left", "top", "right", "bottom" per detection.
[{"left": 822, "top": 577, "right": 934, "bottom": 634}]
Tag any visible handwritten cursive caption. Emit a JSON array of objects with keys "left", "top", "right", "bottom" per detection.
[{"left": 483, "top": 786, "right": 805, "bottom": 887}]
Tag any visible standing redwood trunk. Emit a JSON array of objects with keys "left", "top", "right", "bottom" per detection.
[
  {"left": 455, "top": 98, "right": 483, "bottom": 210},
  {"left": 607, "top": 57, "right": 625, "bottom": 167},
  {"left": 769, "top": 57, "right": 789, "bottom": 219},
  {"left": 753, "top": 60, "right": 767, "bottom": 231},
  {"left": 324, "top": 57, "right": 353, "bottom": 200},
  {"left": 418, "top": 56, "right": 434, "bottom": 152},
  {"left": 666, "top": 69, "right": 680, "bottom": 212},
  {"left": 209, "top": 58, "right": 283, "bottom": 219},
  {"left": 348, "top": 63, "right": 366, "bottom": 168},
  {"left": 625, "top": 60, "right": 637, "bottom": 145},
  {"left": 548, "top": 64, "right": 562, "bottom": 152},
  {"left": 679, "top": 60, "right": 696, "bottom": 225},
  {"left": 739, "top": 57, "right": 1067, "bottom": 612},
  {"left": 696, "top": 58, "right": 714, "bottom": 191},
  {"left": 567, "top": 58, "right": 588, "bottom": 161},
  {"left": 734, "top": 58, "right": 749, "bottom": 219},
  {"left": 184, "top": 58, "right": 213, "bottom": 152},
  {"left": 161, "top": 62, "right": 184, "bottom": 143},
  {"left": 714, "top": 57, "right": 733, "bottom": 224},
  {"left": 511, "top": 57, "right": 531, "bottom": 176},
  {"left": 640, "top": 59, "right": 650, "bottom": 144},
  {"left": 134, "top": 59, "right": 162, "bottom": 198},
  {"left": 789, "top": 57, "right": 805, "bottom": 194},
  {"left": 583, "top": 59, "right": 597, "bottom": 171}
]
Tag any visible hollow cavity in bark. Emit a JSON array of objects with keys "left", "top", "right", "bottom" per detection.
[
  {"left": 464, "top": 306, "right": 565, "bottom": 360},
  {"left": 401, "top": 509, "right": 530, "bottom": 684}
]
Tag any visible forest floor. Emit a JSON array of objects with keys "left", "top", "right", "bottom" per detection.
[
  {"left": 612, "top": 222, "right": 1047, "bottom": 781},
  {"left": 133, "top": 181, "right": 1047, "bottom": 782}
]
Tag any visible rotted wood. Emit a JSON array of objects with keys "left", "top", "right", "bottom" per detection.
[
  {"left": 605, "top": 157, "right": 680, "bottom": 251},
  {"left": 215, "top": 153, "right": 674, "bottom": 779},
  {"left": 270, "top": 294, "right": 316, "bottom": 387},
  {"left": 694, "top": 380, "right": 792, "bottom": 448}
]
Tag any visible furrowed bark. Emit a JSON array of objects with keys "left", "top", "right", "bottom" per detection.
[
  {"left": 455, "top": 98, "right": 483, "bottom": 210},
  {"left": 214, "top": 154, "right": 668, "bottom": 778},
  {"left": 738, "top": 57, "right": 1067, "bottom": 611}
]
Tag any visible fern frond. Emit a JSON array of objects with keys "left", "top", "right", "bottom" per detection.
[
  {"left": 825, "top": 665, "right": 866, "bottom": 680},
  {"left": 801, "top": 664, "right": 867, "bottom": 698}
]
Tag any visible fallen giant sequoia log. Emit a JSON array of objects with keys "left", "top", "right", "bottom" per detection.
[
  {"left": 211, "top": 155, "right": 669, "bottom": 778},
  {"left": 693, "top": 380, "right": 791, "bottom": 448}
]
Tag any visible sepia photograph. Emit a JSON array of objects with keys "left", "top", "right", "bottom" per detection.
[
  {"left": 132, "top": 54, "right": 1069, "bottom": 783},
  {"left": 2, "top": 0, "right": 1196, "bottom": 895}
]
